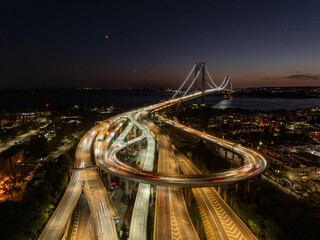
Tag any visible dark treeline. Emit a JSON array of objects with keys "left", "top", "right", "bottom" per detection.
[
  {"left": 230, "top": 181, "right": 320, "bottom": 240},
  {"left": 0, "top": 140, "right": 78, "bottom": 240}
]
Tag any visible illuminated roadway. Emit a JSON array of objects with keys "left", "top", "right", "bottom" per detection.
[
  {"left": 40, "top": 88, "right": 266, "bottom": 240},
  {"left": 175, "top": 148, "right": 257, "bottom": 240},
  {"left": 95, "top": 89, "right": 266, "bottom": 239},
  {"left": 148, "top": 122, "right": 199, "bottom": 240},
  {"left": 39, "top": 122, "right": 119, "bottom": 240}
]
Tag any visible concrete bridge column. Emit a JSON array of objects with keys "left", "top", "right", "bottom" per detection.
[
  {"left": 218, "top": 186, "right": 221, "bottom": 195},
  {"left": 231, "top": 153, "right": 235, "bottom": 167},
  {"left": 223, "top": 186, "right": 228, "bottom": 201},
  {"left": 235, "top": 183, "right": 239, "bottom": 193},
  {"left": 257, "top": 174, "right": 262, "bottom": 191},
  {"left": 107, "top": 174, "right": 112, "bottom": 190},
  {"left": 184, "top": 188, "right": 192, "bottom": 207},
  {"left": 119, "top": 177, "right": 123, "bottom": 186},
  {"left": 244, "top": 181, "right": 251, "bottom": 194},
  {"left": 99, "top": 167, "right": 103, "bottom": 179},
  {"left": 125, "top": 180, "right": 130, "bottom": 197},
  {"left": 150, "top": 186, "right": 154, "bottom": 206}
]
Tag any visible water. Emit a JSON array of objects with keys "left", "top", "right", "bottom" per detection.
[
  {"left": 0, "top": 89, "right": 172, "bottom": 109},
  {"left": 0, "top": 89, "right": 319, "bottom": 111},
  {"left": 205, "top": 96, "right": 320, "bottom": 111}
]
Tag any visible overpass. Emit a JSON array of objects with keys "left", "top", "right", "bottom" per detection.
[{"left": 40, "top": 63, "right": 265, "bottom": 240}]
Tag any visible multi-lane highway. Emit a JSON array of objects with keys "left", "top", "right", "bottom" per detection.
[
  {"left": 39, "top": 122, "right": 119, "bottom": 240},
  {"left": 41, "top": 88, "right": 266, "bottom": 240},
  {"left": 97, "top": 116, "right": 266, "bottom": 187},
  {"left": 175, "top": 148, "right": 257, "bottom": 240},
  {"left": 149, "top": 122, "right": 199, "bottom": 240}
]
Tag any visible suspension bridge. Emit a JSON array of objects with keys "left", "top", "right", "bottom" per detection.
[{"left": 39, "top": 62, "right": 265, "bottom": 240}]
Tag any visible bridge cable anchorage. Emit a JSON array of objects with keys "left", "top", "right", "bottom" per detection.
[
  {"left": 172, "top": 64, "right": 196, "bottom": 99},
  {"left": 182, "top": 63, "right": 204, "bottom": 97}
]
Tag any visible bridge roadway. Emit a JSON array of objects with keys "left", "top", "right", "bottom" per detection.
[
  {"left": 175, "top": 148, "right": 257, "bottom": 240},
  {"left": 41, "top": 89, "right": 266, "bottom": 240},
  {"left": 93, "top": 111, "right": 154, "bottom": 240},
  {"left": 98, "top": 89, "right": 266, "bottom": 187},
  {"left": 127, "top": 113, "right": 156, "bottom": 240},
  {"left": 39, "top": 121, "right": 119, "bottom": 240},
  {"left": 149, "top": 122, "right": 199, "bottom": 240},
  {"left": 95, "top": 89, "right": 266, "bottom": 240}
]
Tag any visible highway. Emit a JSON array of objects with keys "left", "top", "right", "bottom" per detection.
[
  {"left": 175, "top": 148, "right": 257, "bottom": 240},
  {"left": 97, "top": 115, "right": 266, "bottom": 187},
  {"left": 39, "top": 122, "right": 119, "bottom": 240},
  {"left": 41, "top": 87, "right": 266, "bottom": 240},
  {"left": 128, "top": 113, "right": 156, "bottom": 240},
  {"left": 0, "top": 122, "right": 50, "bottom": 153},
  {"left": 149, "top": 122, "right": 199, "bottom": 240}
]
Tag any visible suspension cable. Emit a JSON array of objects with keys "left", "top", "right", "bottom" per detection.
[
  {"left": 220, "top": 76, "right": 231, "bottom": 89},
  {"left": 207, "top": 82, "right": 214, "bottom": 89},
  {"left": 172, "top": 64, "right": 196, "bottom": 99},
  {"left": 183, "top": 64, "right": 204, "bottom": 97},
  {"left": 205, "top": 67, "right": 219, "bottom": 88}
]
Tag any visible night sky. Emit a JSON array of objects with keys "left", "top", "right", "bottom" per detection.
[{"left": 1, "top": 0, "right": 320, "bottom": 88}]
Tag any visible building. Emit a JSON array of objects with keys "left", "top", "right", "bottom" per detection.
[{"left": 0, "top": 145, "right": 24, "bottom": 176}]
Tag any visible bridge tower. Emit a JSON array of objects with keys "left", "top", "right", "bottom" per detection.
[
  {"left": 227, "top": 76, "right": 232, "bottom": 91},
  {"left": 194, "top": 61, "right": 206, "bottom": 104}
]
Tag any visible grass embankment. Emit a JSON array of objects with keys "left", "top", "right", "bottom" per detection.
[
  {"left": 147, "top": 204, "right": 155, "bottom": 240},
  {"left": 187, "top": 192, "right": 207, "bottom": 240}
]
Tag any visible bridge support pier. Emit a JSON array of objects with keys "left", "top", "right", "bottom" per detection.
[
  {"left": 125, "top": 180, "right": 131, "bottom": 198},
  {"left": 257, "top": 174, "right": 262, "bottom": 191},
  {"left": 184, "top": 188, "right": 192, "bottom": 207},
  {"left": 107, "top": 174, "right": 111, "bottom": 190},
  {"left": 223, "top": 186, "right": 228, "bottom": 201},
  {"left": 244, "top": 181, "right": 251, "bottom": 194},
  {"left": 151, "top": 186, "right": 154, "bottom": 205},
  {"left": 217, "top": 186, "right": 221, "bottom": 194}
]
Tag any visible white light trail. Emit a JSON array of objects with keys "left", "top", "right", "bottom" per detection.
[
  {"left": 172, "top": 64, "right": 196, "bottom": 99},
  {"left": 183, "top": 64, "right": 204, "bottom": 97}
]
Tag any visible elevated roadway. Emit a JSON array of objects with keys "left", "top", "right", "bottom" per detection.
[
  {"left": 149, "top": 122, "right": 199, "bottom": 240},
  {"left": 42, "top": 88, "right": 266, "bottom": 240},
  {"left": 39, "top": 122, "right": 119, "bottom": 240},
  {"left": 176, "top": 148, "right": 257, "bottom": 240}
]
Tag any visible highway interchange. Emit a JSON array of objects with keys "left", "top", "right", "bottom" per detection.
[{"left": 40, "top": 89, "right": 266, "bottom": 240}]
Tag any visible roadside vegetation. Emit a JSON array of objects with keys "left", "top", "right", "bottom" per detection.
[
  {"left": 0, "top": 138, "right": 80, "bottom": 240},
  {"left": 229, "top": 181, "right": 320, "bottom": 240},
  {"left": 159, "top": 108, "right": 320, "bottom": 239}
]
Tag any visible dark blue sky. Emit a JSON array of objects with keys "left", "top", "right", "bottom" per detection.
[{"left": 1, "top": 0, "right": 320, "bottom": 88}]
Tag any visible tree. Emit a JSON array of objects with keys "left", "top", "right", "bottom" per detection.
[
  {"left": 0, "top": 175, "right": 23, "bottom": 200},
  {"left": 264, "top": 219, "right": 285, "bottom": 240}
]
